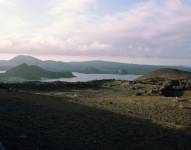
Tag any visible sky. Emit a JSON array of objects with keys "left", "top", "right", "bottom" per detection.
[{"left": 0, "top": 0, "right": 191, "bottom": 65}]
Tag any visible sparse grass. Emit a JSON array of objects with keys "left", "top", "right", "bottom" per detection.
[{"left": 41, "top": 89, "right": 191, "bottom": 129}]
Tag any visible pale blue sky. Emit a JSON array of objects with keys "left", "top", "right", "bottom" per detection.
[{"left": 0, "top": 0, "right": 191, "bottom": 65}]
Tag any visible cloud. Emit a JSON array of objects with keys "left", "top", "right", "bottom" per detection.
[
  {"left": 0, "top": 0, "right": 27, "bottom": 35},
  {"left": 0, "top": 0, "right": 191, "bottom": 64},
  {"left": 92, "top": 0, "right": 191, "bottom": 59},
  {"left": 48, "top": 0, "right": 96, "bottom": 15}
]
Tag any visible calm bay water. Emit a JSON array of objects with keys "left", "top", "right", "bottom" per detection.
[
  {"left": 0, "top": 71, "right": 141, "bottom": 82},
  {"left": 0, "top": 71, "right": 6, "bottom": 74},
  {"left": 43, "top": 72, "right": 142, "bottom": 82}
]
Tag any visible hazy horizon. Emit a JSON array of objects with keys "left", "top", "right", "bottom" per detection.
[
  {"left": 0, "top": 0, "right": 191, "bottom": 66},
  {"left": 0, "top": 54, "right": 190, "bottom": 67}
]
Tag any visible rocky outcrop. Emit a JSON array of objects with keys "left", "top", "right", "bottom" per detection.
[{"left": 128, "top": 79, "right": 191, "bottom": 97}]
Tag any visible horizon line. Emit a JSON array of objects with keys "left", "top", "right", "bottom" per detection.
[{"left": 0, "top": 54, "right": 189, "bottom": 68}]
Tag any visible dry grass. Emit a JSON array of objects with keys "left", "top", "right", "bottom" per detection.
[{"left": 40, "top": 89, "right": 191, "bottom": 129}]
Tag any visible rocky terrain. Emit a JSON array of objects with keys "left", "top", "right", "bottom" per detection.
[
  {"left": 135, "top": 68, "right": 191, "bottom": 97},
  {"left": 0, "top": 68, "right": 191, "bottom": 149},
  {"left": 0, "top": 91, "right": 191, "bottom": 150}
]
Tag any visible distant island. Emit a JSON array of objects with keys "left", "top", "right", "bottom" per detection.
[{"left": 0, "top": 64, "right": 74, "bottom": 81}]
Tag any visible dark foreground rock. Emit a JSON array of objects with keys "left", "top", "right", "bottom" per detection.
[
  {"left": 0, "top": 92, "right": 190, "bottom": 150},
  {"left": 0, "top": 80, "right": 113, "bottom": 92}
]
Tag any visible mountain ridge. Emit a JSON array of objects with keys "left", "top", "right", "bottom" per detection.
[
  {"left": 9, "top": 55, "right": 43, "bottom": 65},
  {"left": 1, "top": 55, "right": 191, "bottom": 75}
]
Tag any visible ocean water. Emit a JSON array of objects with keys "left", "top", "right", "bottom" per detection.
[
  {"left": 0, "top": 71, "right": 142, "bottom": 82},
  {"left": 0, "top": 71, "right": 6, "bottom": 74},
  {"left": 43, "top": 72, "right": 142, "bottom": 82}
]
